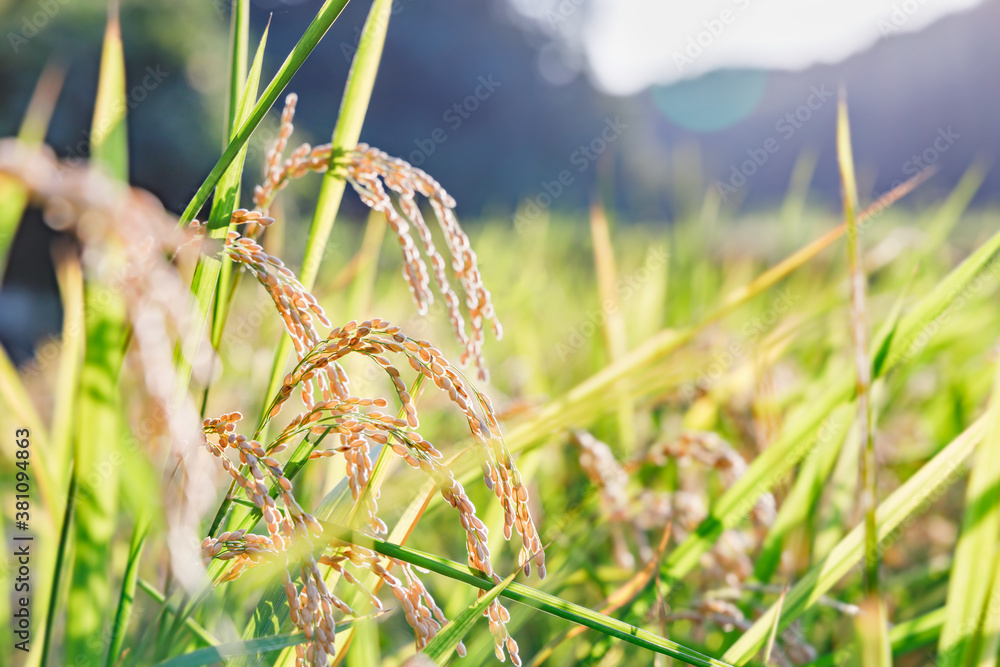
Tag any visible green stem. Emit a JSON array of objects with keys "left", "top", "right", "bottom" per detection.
[
  {"left": 257, "top": 0, "right": 393, "bottom": 443},
  {"left": 179, "top": 0, "right": 352, "bottom": 224}
]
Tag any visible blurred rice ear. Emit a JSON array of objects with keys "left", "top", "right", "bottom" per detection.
[
  {"left": 469, "top": 170, "right": 941, "bottom": 613},
  {"left": 0, "top": 62, "right": 63, "bottom": 279},
  {"left": 693, "top": 211, "right": 1000, "bottom": 663}
]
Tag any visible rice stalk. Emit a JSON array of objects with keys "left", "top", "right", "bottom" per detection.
[
  {"left": 837, "top": 92, "right": 890, "bottom": 666},
  {"left": 67, "top": 5, "right": 130, "bottom": 659},
  {"left": 179, "top": 0, "right": 353, "bottom": 224}
]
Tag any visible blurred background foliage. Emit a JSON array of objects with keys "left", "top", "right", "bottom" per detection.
[{"left": 3, "top": 0, "right": 1000, "bottom": 363}]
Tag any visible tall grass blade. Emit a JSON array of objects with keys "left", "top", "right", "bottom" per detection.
[
  {"left": 179, "top": 0, "right": 352, "bottom": 223},
  {"left": 207, "top": 0, "right": 254, "bottom": 354},
  {"left": 51, "top": 247, "right": 84, "bottom": 487},
  {"left": 723, "top": 414, "right": 988, "bottom": 664},
  {"left": 39, "top": 467, "right": 76, "bottom": 667},
  {"left": 106, "top": 519, "right": 149, "bottom": 667},
  {"left": 67, "top": 3, "right": 129, "bottom": 661},
  {"left": 225, "top": 0, "right": 250, "bottom": 141},
  {"left": 182, "top": 20, "right": 268, "bottom": 391},
  {"left": 974, "top": 547, "right": 1000, "bottom": 667},
  {"left": 838, "top": 92, "right": 889, "bottom": 665},
  {"left": 779, "top": 149, "right": 818, "bottom": 245},
  {"left": 89, "top": 2, "right": 128, "bottom": 177},
  {"left": 855, "top": 598, "right": 892, "bottom": 667},
  {"left": 925, "top": 161, "right": 986, "bottom": 249},
  {"left": 0, "top": 63, "right": 63, "bottom": 277},
  {"left": 345, "top": 617, "right": 380, "bottom": 667},
  {"left": 937, "top": 359, "right": 1000, "bottom": 666},
  {"left": 881, "top": 226, "right": 1000, "bottom": 377},
  {"left": 762, "top": 586, "right": 787, "bottom": 666},
  {"left": 31, "top": 249, "right": 84, "bottom": 667},
  {"left": 754, "top": 402, "right": 852, "bottom": 582},
  {"left": 813, "top": 413, "right": 859, "bottom": 562},
  {"left": 136, "top": 578, "right": 221, "bottom": 648},
  {"left": 0, "top": 347, "right": 56, "bottom": 516},
  {"left": 327, "top": 525, "right": 734, "bottom": 667},
  {"left": 590, "top": 201, "right": 636, "bottom": 451},
  {"left": 806, "top": 607, "right": 947, "bottom": 666},
  {"left": 303, "top": 0, "right": 392, "bottom": 286},
  {"left": 837, "top": 92, "right": 877, "bottom": 593},
  {"left": 209, "top": 2, "right": 256, "bottom": 351},
  {"left": 421, "top": 567, "right": 521, "bottom": 664}
]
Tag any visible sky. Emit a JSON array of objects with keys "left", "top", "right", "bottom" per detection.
[{"left": 509, "top": 0, "right": 985, "bottom": 94}]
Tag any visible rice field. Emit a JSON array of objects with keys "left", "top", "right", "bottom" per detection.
[{"left": 3, "top": 2, "right": 1000, "bottom": 667}]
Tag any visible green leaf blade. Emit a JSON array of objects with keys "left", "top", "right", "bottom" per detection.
[
  {"left": 66, "top": 4, "right": 130, "bottom": 661},
  {"left": 179, "top": 0, "right": 352, "bottom": 224},
  {"left": 724, "top": 414, "right": 988, "bottom": 665},
  {"left": 422, "top": 567, "right": 521, "bottom": 664}
]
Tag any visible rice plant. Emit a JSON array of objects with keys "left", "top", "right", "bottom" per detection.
[{"left": 3, "top": 1, "right": 1000, "bottom": 667}]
